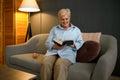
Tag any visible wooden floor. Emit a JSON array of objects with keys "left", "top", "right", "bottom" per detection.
[
  {"left": 109, "top": 76, "right": 120, "bottom": 80},
  {"left": 0, "top": 65, "right": 120, "bottom": 80}
]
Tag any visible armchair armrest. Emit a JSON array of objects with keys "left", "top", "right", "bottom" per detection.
[
  {"left": 92, "top": 50, "right": 117, "bottom": 80},
  {"left": 5, "top": 36, "right": 41, "bottom": 65},
  {"left": 91, "top": 35, "right": 117, "bottom": 80}
]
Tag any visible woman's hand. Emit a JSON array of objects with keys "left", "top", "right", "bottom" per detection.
[
  {"left": 52, "top": 44, "right": 66, "bottom": 50},
  {"left": 70, "top": 44, "right": 75, "bottom": 48}
]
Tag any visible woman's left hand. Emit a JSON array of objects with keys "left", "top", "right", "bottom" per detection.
[{"left": 70, "top": 44, "right": 75, "bottom": 48}]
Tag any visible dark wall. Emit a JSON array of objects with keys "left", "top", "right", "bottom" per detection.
[{"left": 37, "top": 0, "right": 120, "bottom": 76}]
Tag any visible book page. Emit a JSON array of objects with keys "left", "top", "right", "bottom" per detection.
[{"left": 53, "top": 38, "right": 63, "bottom": 45}]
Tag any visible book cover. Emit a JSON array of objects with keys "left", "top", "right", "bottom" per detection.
[{"left": 53, "top": 38, "right": 73, "bottom": 46}]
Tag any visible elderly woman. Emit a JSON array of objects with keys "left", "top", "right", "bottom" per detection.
[{"left": 40, "top": 8, "right": 84, "bottom": 80}]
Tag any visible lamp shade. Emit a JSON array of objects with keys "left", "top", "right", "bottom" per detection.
[{"left": 18, "top": 0, "right": 40, "bottom": 12}]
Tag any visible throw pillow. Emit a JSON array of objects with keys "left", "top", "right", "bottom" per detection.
[
  {"left": 82, "top": 32, "right": 101, "bottom": 43},
  {"left": 76, "top": 41, "right": 101, "bottom": 62}
]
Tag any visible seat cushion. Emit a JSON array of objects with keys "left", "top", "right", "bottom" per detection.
[
  {"left": 9, "top": 53, "right": 44, "bottom": 73},
  {"left": 68, "top": 63, "right": 95, "bottom": 80}
]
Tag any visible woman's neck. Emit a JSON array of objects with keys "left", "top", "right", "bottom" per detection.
[{"left": 61, "top": 24, "right": 71, "bottom": 30}]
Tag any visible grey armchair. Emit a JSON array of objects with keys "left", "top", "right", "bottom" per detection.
[{"left": 5, "top": 33, "right": 117, "bottom": 80}]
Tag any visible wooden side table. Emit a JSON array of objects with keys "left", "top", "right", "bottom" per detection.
[{"left": 0, "top": 65, "right": 36, "bottom": 80}]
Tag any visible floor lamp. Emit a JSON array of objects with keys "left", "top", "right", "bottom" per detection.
[{"left": 18, "top": 0, "right": 40, "bottom": 42}]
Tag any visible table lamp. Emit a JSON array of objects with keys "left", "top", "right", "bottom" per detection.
[{"left": 18, "top": 0, "right": 40, "bottom": 42}]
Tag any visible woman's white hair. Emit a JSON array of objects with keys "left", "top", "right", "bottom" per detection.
[{"left": 58, "top": 8, "right": 71, "bottom": 17}]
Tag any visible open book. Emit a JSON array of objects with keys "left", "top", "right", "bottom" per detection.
[{"left": 53, "top": 38, "right": 74, "bottom": 46}]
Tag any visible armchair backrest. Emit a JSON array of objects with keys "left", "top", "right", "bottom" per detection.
[
  {"left": 26, "top": 33, "right": 49, "bottom": 54},
  {"left": 27, "top": 33, "right": 117, "bottom": 59}
]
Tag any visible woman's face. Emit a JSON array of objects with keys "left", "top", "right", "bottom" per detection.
[{"left": 59, "top": 14, "right": 71, "bottom": 28}]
